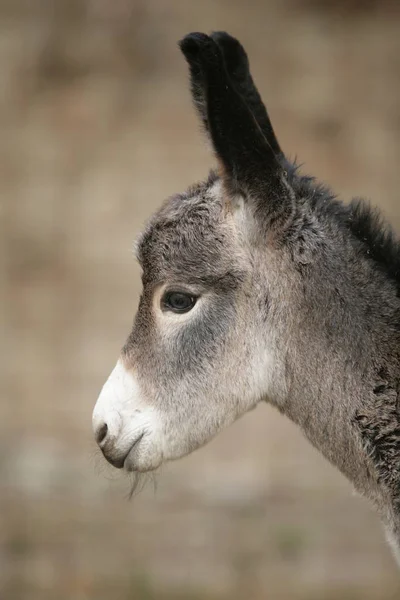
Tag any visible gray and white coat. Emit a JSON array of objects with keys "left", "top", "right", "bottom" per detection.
[{"left": 92, "top": 32, "right": 400, "bottom": 564}]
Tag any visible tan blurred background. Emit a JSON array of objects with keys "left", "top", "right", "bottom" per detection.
[{"left": 2, "top": 1, "right": 400, "bottom": 599}]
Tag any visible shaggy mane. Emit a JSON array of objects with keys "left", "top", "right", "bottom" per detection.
[{"left": 288, "top": 162, "right": 400, "bottom": 288}]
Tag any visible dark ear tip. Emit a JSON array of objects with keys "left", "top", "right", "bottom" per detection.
[
  {"left": 211, "top": 31, "right": 242, "bottom": 50},
  {"left": 179, "top": 32, "right": 210, "bottom": 60},
  {"left": 210, "top": 31, "right": 236, "bottom": 44},
  {"left": 211, "top": 31, "right": 248, "bottom": 67}
]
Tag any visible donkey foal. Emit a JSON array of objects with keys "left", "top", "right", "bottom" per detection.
[{"left": 92, "top": 32, "right": 400, "bottom": 564}]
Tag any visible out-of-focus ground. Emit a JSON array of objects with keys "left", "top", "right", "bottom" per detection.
[{"left": 2, "top": 1, "right": 400, "bottom": 599}]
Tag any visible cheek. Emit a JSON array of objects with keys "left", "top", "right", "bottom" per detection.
[{"left": 167, "top": 303, "right": 236, "bottom": 375}]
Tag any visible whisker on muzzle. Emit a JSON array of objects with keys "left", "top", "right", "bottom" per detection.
[{"left": 126, "top": 470, "right": 159, "bottom": 501}]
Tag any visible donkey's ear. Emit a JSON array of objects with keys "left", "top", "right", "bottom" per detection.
[
  {"left": 210, "top": 31, "right": 283, "bottom": 159},
  {"left": 179, "top": 33, "right": 291, "bottom": 222}
]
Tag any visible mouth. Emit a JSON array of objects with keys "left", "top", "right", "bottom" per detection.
[
  {"left": 123, "top": 433, "right": 146, "bottom": 471},
  {"left": 102, "top": 433, "right": 145, "bottom": 470}
]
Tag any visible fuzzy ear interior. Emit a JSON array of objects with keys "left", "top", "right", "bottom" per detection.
[{"left": 179, "top": 32, "right": 292, "bottom": 225}]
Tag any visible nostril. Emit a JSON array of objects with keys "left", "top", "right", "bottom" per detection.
[{"left": 95, "top": 422, "right": 108, "bottom": 446}]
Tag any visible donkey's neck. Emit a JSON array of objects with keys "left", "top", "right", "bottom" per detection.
[
  {"left": 268, "top": 244, "right": 400, "bottom": 518},
  {"left": 281, "top": 332, "right": 400, "bottom": 558},
  {"left": 281, "top": 350, "right": 373, "bottom": 492}
]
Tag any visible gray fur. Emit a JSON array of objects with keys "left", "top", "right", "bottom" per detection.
[{"left": 93, "top": 32, "right": 400, "bottom": 564}]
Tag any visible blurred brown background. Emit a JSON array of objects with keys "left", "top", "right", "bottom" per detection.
[{"left": 2, "top": 1, "right": 400, "bottom": 599}]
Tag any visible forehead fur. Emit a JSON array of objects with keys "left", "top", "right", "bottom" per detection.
[{"left": 136, "top": 171, "right": 243, "bottom": 288}]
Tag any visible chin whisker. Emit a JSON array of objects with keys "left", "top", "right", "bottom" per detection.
[
  {"left": 126, "top": 470, "right": 159, "bottom": 500},
  {"left": 91, "top": 447, "right": 123, "bottom": 482}
]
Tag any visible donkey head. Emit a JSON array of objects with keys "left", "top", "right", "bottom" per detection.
[{"left": 92, "top": 32, "right": 311, "bottom": 472}]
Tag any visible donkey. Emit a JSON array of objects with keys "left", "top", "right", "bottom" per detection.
[{"left": 92, "top": 32, "right": 400, "bottom": 563}]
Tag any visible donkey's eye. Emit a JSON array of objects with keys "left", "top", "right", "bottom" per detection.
[{"left": 162, "top": 291, "right": 197, "bottom": 314}]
